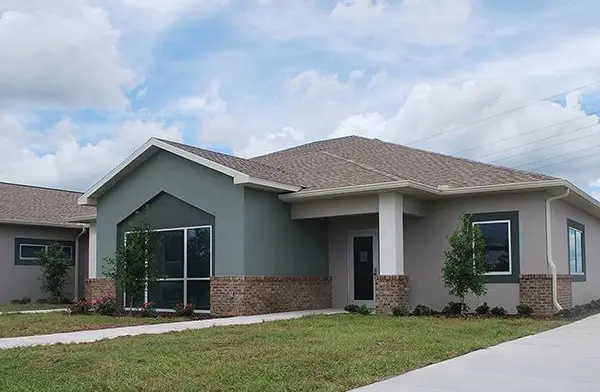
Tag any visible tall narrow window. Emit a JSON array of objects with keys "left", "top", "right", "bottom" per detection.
[
  {"left": 568, "top": 220, "right": 585, "bottom": 276},
  {"left": 472, "top": 220, "right": 511, "bottom": 275}
]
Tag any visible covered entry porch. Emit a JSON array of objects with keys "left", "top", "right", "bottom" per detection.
[{"left": 291, "top": 192, "right": 426, "bottom": 314}]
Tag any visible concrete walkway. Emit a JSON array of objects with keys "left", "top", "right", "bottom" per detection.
[
  {"left": 0, "top": 309, "right": 343, "bottom": 350},
  {"left": 352, "top": 313, "right": 600, "bottom": 392},
  {"left": 0, "top": 308, "right": 68, "bottom": 316}
]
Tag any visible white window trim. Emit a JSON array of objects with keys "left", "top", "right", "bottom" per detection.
[
  {"left": 19, "top": 243, "right": 48, "bottom": 261},
  {"left": 568, "top": 226, "right": 585, "bottom": 275},
  {"left": 472, "top": 219, "right": 512, "bottom": 276},
  {"left": 123, "top": 225, "right": 213, "bottom": 314},
  {"left": 19, "top": 243, "right": 73, "bottom": 261}
]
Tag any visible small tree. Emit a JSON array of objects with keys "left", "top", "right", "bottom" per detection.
[
  {"left": 442, "top": 214, "right": 488, "bottom": 313},
  {"left": 104, "top": 217, "right": 160, "bottom": 314},
  {"left": 38, "top": 243, "right": 72, "bottom": 302}
]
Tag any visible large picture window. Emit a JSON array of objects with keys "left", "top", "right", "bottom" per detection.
[
  {"left": 568, "top": 219, "right": 585, "bottom": 280},
  {"left": 473, "top": 220, "right": 512, "bottom": 275},
  {"left": 126, "top": 226, "right": 212, "bottom": 312}
]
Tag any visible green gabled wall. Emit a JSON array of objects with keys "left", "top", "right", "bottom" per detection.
[
  {"left": 95, "top": 149, "right": 329, "bottom": 278},
  {"left": 96, "top": 150, "right": 245, "bottom": 276}
]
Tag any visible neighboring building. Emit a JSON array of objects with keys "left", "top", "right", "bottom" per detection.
[
  {"left": 78, "top": 136, "right": 600, "bottom": 316},
  {"left": 0, "top": 182, "right": 95, "bottom": 304}
]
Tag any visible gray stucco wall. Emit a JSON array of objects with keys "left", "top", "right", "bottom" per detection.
[
  {"left": 552, "top": 199, "right": 600, "bottom": 305},
  {"left": 0, "top": 224, "right": 86, "bottom": 304},
  {"left": 96, "top": 150, "right": 245, "bottom": 276},
  {"left": 244, "top": 188, "right": 328, "bottom": 276},
  {"left": 327, "top": 192, "right": 550, "bottom": 311}
]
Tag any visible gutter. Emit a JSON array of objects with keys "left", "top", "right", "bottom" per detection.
[
  {"left": 545, "top": 188, "right": 570, "bottom": 312},
  {"left": 74, "top": 228, "right": 88, "bottom": 299}
]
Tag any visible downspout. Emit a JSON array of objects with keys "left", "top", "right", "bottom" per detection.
[
  {"left": 74, "top": 227, "right": 88, "bottom": 299},
  {"left": 546, "top": 188, "right": 570, "bottom": 311}
]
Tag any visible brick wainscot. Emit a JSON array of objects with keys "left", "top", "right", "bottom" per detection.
[{"left": 211, "top": 276, "right": 332, "bottom": 317}]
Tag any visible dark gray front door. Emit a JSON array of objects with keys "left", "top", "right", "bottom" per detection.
[{"left": 353, "top": 236, "right": 374, "bottom": 301}]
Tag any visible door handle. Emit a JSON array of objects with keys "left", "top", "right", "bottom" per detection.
[{"left": 373, "top": 267, "right": 378, "bottom": 276}]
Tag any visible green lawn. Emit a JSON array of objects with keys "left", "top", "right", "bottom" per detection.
[
  {"left": 0, "top": 315, "right": 563, "bottom": 392},
  {"left": 0, "top": 313, "right": 188, "bottom": 338},
  {"left": 0, "top": 303, "right": 68, "bottom": 313}
]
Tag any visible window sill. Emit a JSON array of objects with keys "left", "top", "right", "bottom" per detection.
[{"left": 570, "top": 273, "right": 586, "bottom": 282}]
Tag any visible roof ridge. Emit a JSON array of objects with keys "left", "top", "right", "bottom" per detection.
[
  {"left": 320, "top": 150, "right": 403, "bottom": 182},
  {"left": 0, "top": 181, "right": 84, "bottom": 195},
  {"left": 371, "top": 138, "right": 558, "bottom": 181}
]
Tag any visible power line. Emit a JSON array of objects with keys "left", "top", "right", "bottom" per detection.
[
  {"left": 452, "top": 110, "right": 600, "bottom": 156},
  {"left": 487, "top": 125, "right": 600, "bottom": 164},
  {"left": 405, "top": 80, "right": 600, "bottom": 146},
  {"left": 529, "top": 149, "right": 600, "bottom": 171},
  {"left": 516, "top": 143, "right": 600, "bottom": 169},
  {"left": 474, "top": 122, "right": 599, "bottom": 161}
]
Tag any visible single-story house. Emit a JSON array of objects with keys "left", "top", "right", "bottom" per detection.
[
  {"left": 78, "top": 135, "right": 600, "bottom": 316},
  {"left": 0, "top": 182, "right": 95, "bottom": 304}
]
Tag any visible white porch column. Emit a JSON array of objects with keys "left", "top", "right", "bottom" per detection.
[
  {"left": 378, "top": 193, "right": 404, "bottom": 275},
  {"left": 88, "top": 220, "right": 97, "bottom": 279}
]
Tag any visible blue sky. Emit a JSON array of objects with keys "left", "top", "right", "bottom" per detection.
[{"left": 0, "top": 0, "right": 599, "bottom": 197}]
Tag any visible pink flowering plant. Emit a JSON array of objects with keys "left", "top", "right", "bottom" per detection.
[
  {"left": 140, "top": 301, "right": 157, "bottom": 317},
  {"left": 174, "top": 303, "right": 195, "bottom": 317},
  {"left": 70, "top": 299, "right": 93, "bottom": 314},
  {"left": 94, "top": 296, "right": 119, "bottom": 316}
]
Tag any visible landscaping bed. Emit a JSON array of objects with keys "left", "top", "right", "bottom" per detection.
[
  {"left": 0, "top": 312, "right": 191, "bottom": 338},
  {"left": 0, "top": 314, "right": 564, "bottom": 392}
]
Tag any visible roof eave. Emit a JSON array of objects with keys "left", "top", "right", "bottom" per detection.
[{"left": 0, "top": 219, "right": 89, "bottom": 229}]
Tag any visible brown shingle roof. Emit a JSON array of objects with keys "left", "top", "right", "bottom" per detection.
[
  {"left": 0, "top": 182, "right": 96, "bottom": 226},
  {"left": 249, "top": 135, "right": 556, "bottom": 190},
  {"left": 159, "top": 139, "right": 300, "bottom": 185}
]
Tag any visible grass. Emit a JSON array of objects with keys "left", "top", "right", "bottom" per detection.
[
  {"left": 0, "top": 314, "right": 563, "bottom": 392},
  {"left": 0, "top": 313, "right": 188, "bottom": 338},
  {"left": 0, "top": 303, "right": 69, "bottom": 313}
]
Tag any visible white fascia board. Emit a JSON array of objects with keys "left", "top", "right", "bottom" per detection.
[
  {"left": 235, "top": 176, "right": 302, "bottom": 192},
  {"left": 279, "top": 180, "right": 437, "bottom": 201},
  {"left": 78, "top": 138, "right": 300, "bottom": 206}
]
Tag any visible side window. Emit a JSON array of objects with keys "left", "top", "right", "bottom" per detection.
[
  {"left": 567, "top": 219, "right": 585, "bottom": 281},
  {"left": 14, "top": 238, "right": 75, "bottom": 266}
]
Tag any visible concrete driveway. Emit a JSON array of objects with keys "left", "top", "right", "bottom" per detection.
[{"left": 351, "top": 314, "right": 600, "bottom": 392}]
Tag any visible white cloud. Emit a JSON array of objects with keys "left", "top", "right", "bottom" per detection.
[
  {"left": 0, "top": 112, "right": 182, "bottom": 190},
  {"left": 0, "top": 0, "right": 136, "bottom": 110}
]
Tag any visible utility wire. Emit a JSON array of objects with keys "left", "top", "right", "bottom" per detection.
[
  {"left": 405, "top": 80, "right": 600, "bottom": 146},
  {"left": 487, "top": 125, "right": 600, "bottom": 164},
  {"left": 516, "top": 143, "right": 600, "bottom": 169},
  {"left": 474, "top": 122, "right": 599, "bottom": 161},
  {"left": 452, "top": 110, "right": 600, "bottom": 156},
  {"left": 529, "top": 149, "right": 600, "bottom": 171}
]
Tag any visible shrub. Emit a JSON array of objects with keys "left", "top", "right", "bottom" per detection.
[
  {"left": 70, "top": 299, "right": 93, "bottom": 314},
  {"left": 490, "top": 306, "right": 507, "bottom": 316},
  {"left": 357, "top": 304, "right": 371, "bottom": 316},
  {"left": 516, "top": 304, "right": 533, "bottom": 316},
  {"left": 475, "top": 302, "right": 490, "bottom": 315},
  {"left": 558, "top": 298, "right": 600, "bottom": 320},
  {"left": 95, "top": 297, "right": 119, "bottom": 316},
  {"left": 174, "top": 303, "right": 195, "bottom": 317},
  {"left": 392, "top": 306, "right": 409, "bottom": 317},
  {"left": 38, "top": 243, "right": 72, "bottom": 302},
  {"left": 10, "top": 296, "right": 32, "bottom": 305},
  {"left": 344, "top": 304, "right": 360, "bottom": 314},
  {"left": 443, "top": 301, "right": 466, "bottom": 315},
  {"left": 46, "top": 296, "right": 71, "bottom": 305},
  {"left": 411, "top": 304, "right": 434, "bottom": 316},
  {"left": 442, "top": 214, "right": 488, "bottom": 313},
  {"left": 140, "top": 302, "right": 157, "bottom": 317}
]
